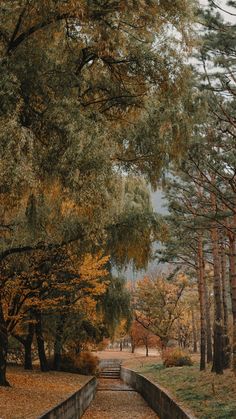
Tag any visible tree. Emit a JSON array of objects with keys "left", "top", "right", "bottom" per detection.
[
  {"left": 134, "top": 271, "right": 188, "bottom": 348},
  {"left": 198, "top": 0, "right": 236, "bottom": 373},
  {"left": 158, "top": 123, "right": 235, "bottom": 372},
  {"left": 130, "top": 320, "right": 160, "bottom": 356},
  {"left": 0, "top": 0, "right": 196, "bottom": 386}
]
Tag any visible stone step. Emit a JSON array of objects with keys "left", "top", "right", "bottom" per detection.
[
  {"left": 100, "top": 372, "right": 120, "bottom": 377},
  {"left": 99, "top": 373, "right": 120, "bottom": 377},
  {"left": 99, "top": 370, "right": 121, "bottom": 378},
  {"left": 100, "top": 368, "right": 120, "bottom": 374},
  {"left": 98, "top": 358, "right": 121, "bottom": 378}
]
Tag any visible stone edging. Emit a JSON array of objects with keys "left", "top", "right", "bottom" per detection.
[
  {"left": 38, "top": 376, "right": 97, "bottom": 419},
  {"left": 120, "top": 367, "right": 196, "bottom": 419}
]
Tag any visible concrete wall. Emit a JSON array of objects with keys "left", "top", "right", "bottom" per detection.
[
  {"left": 121, "top": 367, "right": 196, "bottom": 419},
  {"left": 39, "top": 377, "right": 97, "bottom": 419}
]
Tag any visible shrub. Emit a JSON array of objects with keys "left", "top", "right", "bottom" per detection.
[
  {"left": 75, "top": 352, "right": 99, "bottom": 375},
  {"left": 162, "top": 348, "right": 193, "bottom": 367},
  {"left": 96, "top": 338, "right": 109, "bottom": 351},
  {"left": 49, "top": 351, "right": 99, "bottom": 375}
]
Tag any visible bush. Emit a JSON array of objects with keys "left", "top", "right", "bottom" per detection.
[
  {"left": 49, "top": 351, "right": 99, "bottom": 375},
  {"left": 76, "top": 352, "right": 99, "bottom": 375},
  {"left": 162, "top": 348, "right": 193, "bottom": 367}
]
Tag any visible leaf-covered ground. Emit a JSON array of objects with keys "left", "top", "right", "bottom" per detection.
[
  {"left": 83, "top": 379, "right": 158, "bottom": 418},
  {"left": 0, "top": 366, "right": 90, "bottom": 419},
  {"left": 127, "top": 360, "right": 236, "bottom": 419}
]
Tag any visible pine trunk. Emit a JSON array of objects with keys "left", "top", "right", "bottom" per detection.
[
  {"left": 220, "top": 239, "right": 231, "bottom": 369},
  {"left": 211, "top": 225, "right": 224, "bottom": 374},
  {"left": 191, "top": 308, "right": 198, "bottom": 353},
  {"left": 197, "top": 234, "right": 206, "bottom": 371},
  {"left": 204, "top": 280, "right": 213, "bottom": 363},
  {"left": 229, "top": 233, "right": 236, "bottom": 374}
]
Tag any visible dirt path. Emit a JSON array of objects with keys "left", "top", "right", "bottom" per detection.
[{"left": 83, "top": 379, "right": 158, "bottom": 419}]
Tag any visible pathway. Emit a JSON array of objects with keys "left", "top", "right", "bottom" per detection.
[{"left": 83, "top": 378, "right": 158, "bottom": 418}]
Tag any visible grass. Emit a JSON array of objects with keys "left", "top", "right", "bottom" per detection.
[
  {"left": 126, "top": 360, "right": 236, "bottom": 419},
  {"left": 0, "top": 366, "right": 91, "bottom": 419}
]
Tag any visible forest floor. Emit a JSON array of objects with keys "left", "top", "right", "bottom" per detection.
[
  {"left": 122, "top": 354, "right": 236, "bottom": 419},
  {"left": 0, "top": 366, "right": 90, "bottom": 419}
]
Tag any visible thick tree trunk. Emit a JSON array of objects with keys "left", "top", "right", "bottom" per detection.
[
  {"left": 197, "top": 234, "right": 206, "bottom": 371},
  {"left": 229, "top": 234, "right": 236, "bottom": 374},
  {"left": 191, "top": 308, "right": 198, "bottom": 353},
  {"left": 24, "top": 323, "right": 34, "bottom": 370},
  {"left": 53, "top": 314, "right": 65, "bottom": 371},
  {"left": 211, "top": 225, "right": 224, "bottom": 374},
  {"left": 220, "top": 239, "right": 231, "bottom": 369},
  {"left": 35, "top": 311, "right": 49, "bottom": 372},
  {"left": 204, "top": 280, "right": 213, "bottom": 363},
  {"left": 0, "top": 299, "right": 10, "bottom": 386}
]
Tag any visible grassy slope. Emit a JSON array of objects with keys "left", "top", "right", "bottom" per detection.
[{"left": 125, "top": 360, "right": 236, "bottom": 419}]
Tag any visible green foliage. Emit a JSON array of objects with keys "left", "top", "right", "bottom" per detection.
[
  {"left": 102, "top": 276, "right": 132, "bottom": 337},
  {"left": 0, "top": 0, "right": 197, "bottom": 387}
]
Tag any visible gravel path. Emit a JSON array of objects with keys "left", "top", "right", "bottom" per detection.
[{"left": 83, "top": 379, "right": 158, "bottom": 418}]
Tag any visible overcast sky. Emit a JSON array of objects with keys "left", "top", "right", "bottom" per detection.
[{"left": 200, "top": 0, "right": 236, "bottom": 23}]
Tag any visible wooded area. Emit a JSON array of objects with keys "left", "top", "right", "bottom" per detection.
[{"left": 0, "top": 2, "right": 235, "bottom": 411}]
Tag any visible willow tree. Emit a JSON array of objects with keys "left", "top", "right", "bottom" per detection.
[{"left": 0, "top": 0, "right": 196, "bottom": 386}]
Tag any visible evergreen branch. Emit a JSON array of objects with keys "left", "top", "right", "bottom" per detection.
[{"left": 209, "top": 0, "right": 236, "bottom": 16}]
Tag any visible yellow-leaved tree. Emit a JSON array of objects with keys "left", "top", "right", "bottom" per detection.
[{"left": 134, "top": 271, "right": 188, "bottom": 349}]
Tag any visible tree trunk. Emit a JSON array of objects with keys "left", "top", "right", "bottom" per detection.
[
  {"left": 0, "top": 298, "right": 10, "bottom": 386},
  {"left": 53, "top": 313, "right": 65, "bottom": 371},
  {"left": 229, "top": 233, "right": 236, "bottom": 373},
  {"left": 131, "top": 338, "right": 135, "bottom": 354},
  {"left": 197, "top": 234, "right": 206, "bottom": 371},
  {"left": 35, "top": 311, "right": 49, "bottom": 372},
  {"left": 211, "top": 225, "right": 224, "bottom": 374},
  {"left": 204, "top": 279, "right": 213, "bottom": 363},
  {"left": 191, "top": 308, "right": 197, "bottom": 353},
  {"left": 145, "top": 342, "right": 149, "bottom": 357},
  {"left": 24, "top": 323, "right": 34, "bottom": 370},
  {"left": 220, "top": 239, "right": 231, "bottom": 369},
  {"left": 119, "top": 340, "right": 123, "bottom": 351}
]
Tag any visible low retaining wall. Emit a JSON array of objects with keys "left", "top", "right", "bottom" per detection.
[
  {"left": 39, "top": 376, "right": 97, "bottom": 419},
  {"left": 121, "top": 367, "right": 196, "bottom": 419}
]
